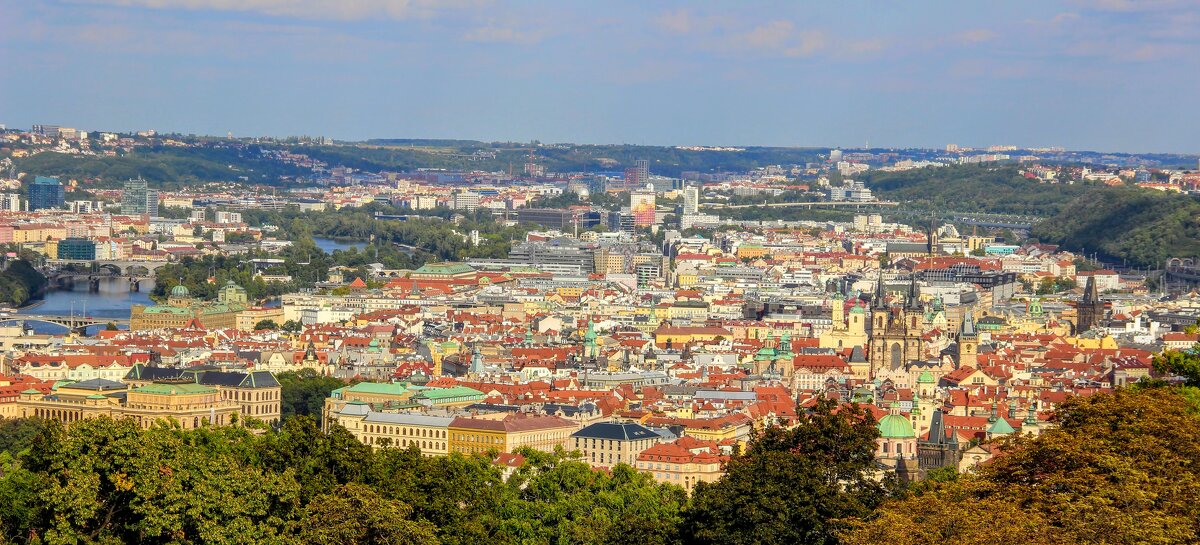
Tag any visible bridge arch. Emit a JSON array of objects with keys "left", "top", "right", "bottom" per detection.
[{"left": 97, "top": 263, "right": 123, "bottom": 276}]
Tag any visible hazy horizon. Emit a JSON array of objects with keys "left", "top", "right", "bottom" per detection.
[{"left": 2, "top": 1, "right": 1198, "bottom": 154}]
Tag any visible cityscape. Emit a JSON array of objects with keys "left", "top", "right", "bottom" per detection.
[{"left": 2, "top": 2, "right": 1200, "bottom": 545}]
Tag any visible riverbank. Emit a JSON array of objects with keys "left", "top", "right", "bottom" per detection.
[{"left": 15, "top": 300, "right": 44, "bottom": 312}]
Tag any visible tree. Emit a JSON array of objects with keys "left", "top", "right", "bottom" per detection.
[
  {"left": 281, "top": 320, "right": 303, "bottom": 333},
  {"left": 845, "top": 387, "right": 1200, "bottom": 545},
  {"left": 683, "top": 398, "right": 888, "bottom": 545},
  {"left": 255, "top": 319, "right": 280, "bottom": 331},
  {"left": 1153, "top": 348, "right": 1200, "bottom": 386},
  {"left": 297, "top": 483, "right": 438, "bottom": 545},
  {"left": 276, "top": 370, "right": 348, "bottom": 421}
]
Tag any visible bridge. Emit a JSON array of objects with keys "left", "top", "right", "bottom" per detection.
[
  {"left": 48, "top": 272, "right": 153, "bottom": 293},
  {"left": 952, "top": 214, "right": 1037, "bottom": 230},
  {"left": 46, "top": 259, "right": 169, "bottom": 277},
  {"left": 1, "top": 314, "right": 130, "bottom": 331},
  {"left": 1165, "top": 258, "right": 1200, "bottom": 291},
  {"left": 703, "top": 201, "right": 900, "bottom": 210}
]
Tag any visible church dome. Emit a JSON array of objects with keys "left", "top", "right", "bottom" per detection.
[
  {"left": 987, "top": 416, "right": 1016, "bottom": 436},
  {"left": 878, "top": 414, "right": 916, "bottom": 439},
  {"left": 917, "top": 370, "right": 935, "bottom": 383},
  {"left": 170, "top": 285, "right": 190, "bottom": 297}
]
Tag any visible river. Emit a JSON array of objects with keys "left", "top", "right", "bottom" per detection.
[
  {"left": 11, "top": 278, "right": 155, "bottom": 334},
  {"left": 313, "top": 237, "right": 367, "bottom": 253}
]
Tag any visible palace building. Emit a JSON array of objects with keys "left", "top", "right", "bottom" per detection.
[{"left": 129, "top": 281, "right": 250, "bottom": 331}]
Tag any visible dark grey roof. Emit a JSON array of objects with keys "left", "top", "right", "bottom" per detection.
[
  {"left": 66, "top": 378, "right": 127, "bottom": 391},
  {"left": 571, "top": 421, "right": 659, "bottom": 441},
  {"left": 124, "top": 364, "right": 179, "bottom": 381},
  {"left": 124, "top": 364, "right": 279, "bottom": 389}
]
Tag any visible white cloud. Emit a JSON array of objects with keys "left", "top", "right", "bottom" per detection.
[
  {"left": 725, "top": 20, "right": 826, "bottom": 58},
  {"left": 655, "top": 9, "right": 723, "bottom": 35},
  {"left": 954, "top": 29, "right": 998, "bottom": 44},
  {"left": 1069, "top": 0, "right": 1200, "bottom": 12},
  {"left": 462, "top": 25, "right": 543, "bottom": 45},
  {"left": 69, "top": 0, "right": 480, "bottom": 21},
  {"left": 1026, "top": 11, "right": 1081, "bottom": 29}
]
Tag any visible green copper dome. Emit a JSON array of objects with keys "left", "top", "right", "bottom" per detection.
[
  {"left": 877, "top": 414, "right": 916, "bottom": 439},
  {"left": 917, "top": 370, "right": 935, "bottom": 383},
  {"left": 754, "top": 346, "right": 777, "bottom": 361},
  {"left": 170, "top": 285, "right": 190, "bottom": 297},
  {"left": 987, "top": 416, "right": 1016, "bottom": 436}
]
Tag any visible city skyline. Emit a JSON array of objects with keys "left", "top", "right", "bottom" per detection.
[{"left": 2, "top": 1, "right": 1199, "bottom": 153}]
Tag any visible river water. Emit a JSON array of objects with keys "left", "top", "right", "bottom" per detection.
[
  {"left": 313, "top": 237, "right": 367, "bottom": 253},
  {"left": 6, "top": 237, "right": 357, "bottom": 335},
  {"left": 10, "top": 278, "right": 155, "bottom": 334}
]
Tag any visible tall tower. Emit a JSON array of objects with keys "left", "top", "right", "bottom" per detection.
[
  {"left": 956, "top": 312, "right": 978, "bottom": 368},
  {"left": 868, "top": 272, "right": 925, "bottom": 377},
  {"left": 1077, "top": 276, "right": 1105, "bottom": 334},
  {"left": 927, "top": 217, "right": 939, "bottom": 257}
]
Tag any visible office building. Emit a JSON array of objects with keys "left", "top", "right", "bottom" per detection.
[
  {"left": 215, "top": 211, "right": 242, "bottom": 224},
  {"left": 28, "top": 176, "right": 64, "bottom": 211},
  {"left": 515, "top": 208, "right": 575, "bottom": 230},
  {"left": 452, "top": 191, "right": 480, "bottom": 212},
  {"left": 0, "top": 193, "right": 21, "bottom": 212},
  {"left": 624, "top": 159, "right": 649, "bottom": 190},
  {"left": 57, "top": 238, "right": 96, "bottom": 260},
  {"left": 122, "top": 178, "right": 159, "bottom": 217},
  {"left": 682, "top": 186, "right": 699, "bottom": 215}
]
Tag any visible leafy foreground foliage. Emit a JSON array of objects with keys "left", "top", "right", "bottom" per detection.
[
  {"left": 844, "top": 387, "right": 1200, "bottom": 545},
  {"left": 684, "top": 398, "right": 889, "bottom": 545},
  {"left": 0, "top": 416, "right": 685, "bottom": 545},
  {"left": 0, "top": 388, "right": 1195, "bottom": 545},
  {"left": 276, "top": 369, "right": 352, "bottom": 421}
]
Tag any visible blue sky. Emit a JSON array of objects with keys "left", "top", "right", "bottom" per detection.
[{"left": 1, "top": 1, "right": 1198, "bottom": 152}]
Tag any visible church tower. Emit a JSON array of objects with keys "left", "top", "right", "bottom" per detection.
[
  {"left": 956, "top": 312, "right": 978, "bottom": 368},
  {"left": 868, "top": 273, "right": 925, "bottom": 378}
]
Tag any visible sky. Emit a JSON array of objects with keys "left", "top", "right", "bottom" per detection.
[{"left": 1, "top": 1, "right": 1198, "bottom": 153}]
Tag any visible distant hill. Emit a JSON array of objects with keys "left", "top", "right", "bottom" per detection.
[
  {"left": 862, "top": 164, "right": 1200, "bottom": 267},
  {"left": 13, "top": 145, "right": 307, "bottom": 187},
  {"left": 1032, "top": 188, "right": 1200, "bottom": 267},
  {"left": 862, "top": 164, "right": 1088, "bottom": 217}
]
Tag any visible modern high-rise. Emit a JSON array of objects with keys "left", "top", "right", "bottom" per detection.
[
  {"left": 122, "top": 178, "right": 159, "bottom": 217},
  {"left": 682, "top": 186, "right": 699, "bottom": 215},
  {"left": 28, "top": 176, "right": 64, "bottom": 211},
  {"left": 0, "top": 193, "right": 21, "bottom": 212},
  {"left": 624, "top": 159, "right": 649, "bottom": 190}
]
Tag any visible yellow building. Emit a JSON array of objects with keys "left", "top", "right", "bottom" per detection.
[
  {"left": 570, "top": 422, "right": 661, "bottom": 468},
  {"left": 323, "top": 382, "right": 484, "bottom": 430},
  {"left": 653, "top": 325, "right": 732, "bottom": 348},
  {"left": 236, "top": 307, "right": 285, "bottom": 331},
  {"left": 448, "top": 413, "right": 579, "bottom": 456},
  {"left": 323, "top": 382, "right": 418, "bottom": 429},
  {"left": 16, "top": 378, "right": 241, "bottom": 429},
  {"left": 820, "top": 298, "right": 868, "bottom": 350},
  {"left": 635, "top": 440, "right": 726, "bottom": 494},
  {"left": 130, "top": 282, "right": 248, "bottom": 331},
  {"left": 330, "top": 403, "right": 453, "bottom": 456},
  {"left": 124, "top": 366, "right": 283, "bottom": 426},
  {"left": 735, "top": 244, "right": 768, "bottom": 260}
]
